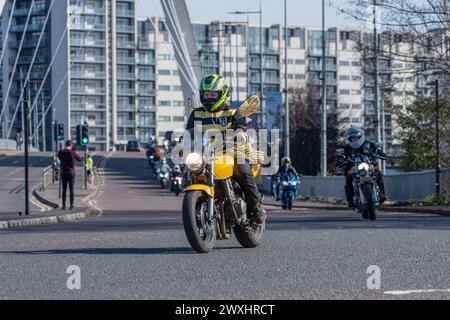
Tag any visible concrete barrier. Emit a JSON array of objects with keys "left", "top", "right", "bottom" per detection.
[{"left": 260, "top": 169, "right": 450, "bottom": 202}]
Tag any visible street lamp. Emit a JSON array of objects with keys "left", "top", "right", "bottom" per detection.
[
  {"left": 419, "top": 73, "right": 441, "bottom": 201},
  {"left": 380, "top": 85, "right": 394, "bottom": 174},
  {"left": 320, "top": 0, "right": 327, "bottom": 176},
  {"left": 228, "top": 4, "right": 263, "bottom": 122}
]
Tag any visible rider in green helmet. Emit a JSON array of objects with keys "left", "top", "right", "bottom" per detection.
[{"left": 185, "top": 74, "right": 266, "bottom": 225}]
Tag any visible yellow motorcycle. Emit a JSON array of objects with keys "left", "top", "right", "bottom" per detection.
[{"left": 182, "top": 97, "right": 265, "bottom": 253}]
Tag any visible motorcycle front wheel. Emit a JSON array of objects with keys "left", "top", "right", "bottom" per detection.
[
  {"left": 182, "top": 191, "right": 216, "bottom": 253},
  {"left": 287, "top": 193, "right": 293, "bottom": 210},
  {"left": 362, "top": 184, "right": 377, "bottom": 221},
  {"left": 234, "top": 222, "right": 265, "bottom": 249}
]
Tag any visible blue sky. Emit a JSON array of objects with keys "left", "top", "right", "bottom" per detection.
[
  {"left": 137, "top": 0, "right": 357, "bottom": 29},
  {"left": 0, "top": 0, "right": 357, "bottom": 29}
]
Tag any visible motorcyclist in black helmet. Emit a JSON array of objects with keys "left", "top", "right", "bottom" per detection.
[{"left": 336, "top": 126, "right": 387, "bottom": 209}]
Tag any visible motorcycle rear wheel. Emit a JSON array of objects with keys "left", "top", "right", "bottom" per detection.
[
  {"left": 234, "top": 222, "right": 265, "bottom": 249},
  {"left": 182, "top": 191, "right": 216, "bottom": 253}
]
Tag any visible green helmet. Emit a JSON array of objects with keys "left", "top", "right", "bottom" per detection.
[{"left": 199, "top": 74, "right": 230, "bottom": 112}]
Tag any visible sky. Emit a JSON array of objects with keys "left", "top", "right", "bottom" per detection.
[
  {"left": 0, "top": 0, "right": 358, "bottom": 29},
  {"left": 138, "top": 0, "right": 358, "bottom": 29}
]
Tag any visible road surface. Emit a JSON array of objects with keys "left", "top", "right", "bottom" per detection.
[{"left": 0, "top": 153, "right": 449, "bottom": 300}]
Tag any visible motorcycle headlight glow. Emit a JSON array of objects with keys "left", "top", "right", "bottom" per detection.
[
  {"left": 357, "top": 163, "right": 370, "bottom": 172},
  {"left": 185, "top": 153, "right": 205, "bottom": 173},
  {"left": 282, "top": 181, "right": 289, "bottom": 186},
  {"left": 290, "top": 182, "right": 298, "bottom": 186}
]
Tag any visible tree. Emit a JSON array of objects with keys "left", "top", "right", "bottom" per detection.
[
  {"left": 288, "top": 85, "right": 342, "bottom": 175},
  {"left": 334, "top": 0, "right": 450, "bottom": 76},
  {"left": 393, "top": 91, "right": 450, "bottom": 171}
]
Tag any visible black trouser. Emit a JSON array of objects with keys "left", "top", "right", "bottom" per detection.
[
  {"left": 61, "top": 171, "right": 75, "bottom": 207},
  {"left": 345, "top": 171, "right": 385, "bottom": 202},
  {"left": 233, "top": 162, "right": 262, "bottom": 213}
]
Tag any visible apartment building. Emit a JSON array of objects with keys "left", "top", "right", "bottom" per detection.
[
  {"left": 0, "top": 0, "right": 157, "bottom": 151},
  {"left": 187, "top": 21, "right": 428, "bottom": 155}
]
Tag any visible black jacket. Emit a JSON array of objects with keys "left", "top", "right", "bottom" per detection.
[{"left": 336, "top": 141, "right": 386, "bottom": 170}]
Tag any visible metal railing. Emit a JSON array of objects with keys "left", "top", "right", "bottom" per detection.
[{"left": 42, "top": 166, "right": 54, "bottom": 191}]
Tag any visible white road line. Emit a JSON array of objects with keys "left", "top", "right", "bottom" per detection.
[{"left": 384, "top": 289, "right": 450, "bottom": 295}]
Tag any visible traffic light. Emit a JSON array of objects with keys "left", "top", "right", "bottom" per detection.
[
  {"left": 57, "top": 124, "right": 64, "bottom": 141},
  {"left": 81, "top": 125, "right": 89, "bottom": 145},
  {"left": 77, "top": 124, "right": 90, "bottom": 146}
]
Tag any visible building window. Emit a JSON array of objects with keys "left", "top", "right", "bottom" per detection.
[
  {"left": 158, "top": 69, "right": 171, "bottom": 75},
  {"left": 158, "top": 85, "right": 171, "bottom": 91},
  {"left": 159, "top": 101, "right": 171, "bottom": 106},
  {"left": 158, "top": 116, "right": 171, "bottom": 122}
]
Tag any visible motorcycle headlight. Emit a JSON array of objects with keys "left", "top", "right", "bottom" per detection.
[
  {"left": 357, "top": 163, "right": 370, "bottom": 172},
  {"left": 185, "top": 153, "right": 205, "bottom": 173},
  {"left": 290, "top": 182, "right": 298, "bottom": 186},
  {"left": 282, "top": 181, "right": 289, "bottom": 186}
]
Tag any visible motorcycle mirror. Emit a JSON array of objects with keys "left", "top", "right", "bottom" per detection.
[{"left": 239, "top": 95, "right": 260, "bottom": 117}]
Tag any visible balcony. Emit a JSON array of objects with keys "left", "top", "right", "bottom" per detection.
[
  {"left": 137, "top": 57, "right": 155, "bottom": 65},
  {"left": 71, "top": 103, "right": 106, "bottom": 111},
  {"left": 117, "top": 135, "right": 137, "bottom": 141},
  {"left": 117, "top": 72, "right": 136, "bottom": 80},
  {"left": 70, "top": 22, "right": 105, "bottom": 31},
  {"left": 117, "top": 56, "right": 136, "bottom": 64},
  {"left": 14, "top": 7, "right": 47, "bottom": 16},
  {"left": 250, "top": 76, "right": 279, "bottom": 85},
  {"left": 137, "top": 73, "right": 155, "bottom": 81},
  {"left": 138, "top": 105, "right": 156, "bottom": 112},
  {"left": 10, "top": 55, "right": 48, "bottom": 65},
  {"left": 308, "top": 64, "right": 337, "bottom": 72},
  {"left": 117, "top": 25, "right": 135, "bottom": 33},
  {"left": 71, "top": 71, "right": 106, "bottom": 79},
  {"left": 138, "top": 41, "right": 154, "bottom": 50},
  {"left": 86, "top": 119, "right": 106, "bottom": 127},
  {"left": 11, "top": 23, "right": 44, "bottom": 33},
  {"left": 70, "top": 5, "right": 105, "bottom": 15},
  {"left": 9, "top": 39, "right": 48, "bottom": 49},
  {"left": 71, "top": 38, "right": 106, "bottom": 47},
  {"left": 117, "top": 40, "right": 135, "bottom": 49},
  {"left": 117, "top": 120, "right": 136, "bottom": 127},
  {"left": 138, "top": 121, "right": 156, "bottom": 128},
  {"left": 72, "top": 54, "right": 106, "bottom": 63},
  {"left": 14, "top": 72, "right": 46, "bottom": 81},
  {"left": 250, "top": 61, "right": 280, "bottom": 70},
  {"left": 117, "top": 88, "right": 136, "bottom": 96},
  {"left": 71, "top": 87, "right": 106, "bottom": 95},
  {"left": 118, "top": 104, "right": 136, "bottom": 112},
  {"left": 137, "top": 89, "right": 155, "bottom": 96},
  {"left": 116, "top": 8, "right": 134, "bottom": 17},
  {"left": 364, "top": 94, "right": 375, "bottom": 101}
]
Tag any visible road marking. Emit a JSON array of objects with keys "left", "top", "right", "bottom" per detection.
[{"left": 384, "top": 289, "right": 450, "bottom": 296}]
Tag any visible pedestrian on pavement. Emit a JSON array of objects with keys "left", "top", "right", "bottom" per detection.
[
  {"left": 57, "top": 140, "right": 82, "bottom": 210},
  {"left": 86, "top": 154, "right": 94, "bottom": 189},
  {"left": 16, "top": 131, "right": 23, "bottom": 151}
]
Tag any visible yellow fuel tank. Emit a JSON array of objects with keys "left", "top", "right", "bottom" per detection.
[{"left": 213, "top": 154, "right": 235, "bottom": 180}]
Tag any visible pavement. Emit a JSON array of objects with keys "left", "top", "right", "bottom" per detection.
[
  {"left": 0, "top": 152, "right": 106, "bottom": 229},
  {"left": 0, "top": 152, "right": 449, "bottom": 300}
]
